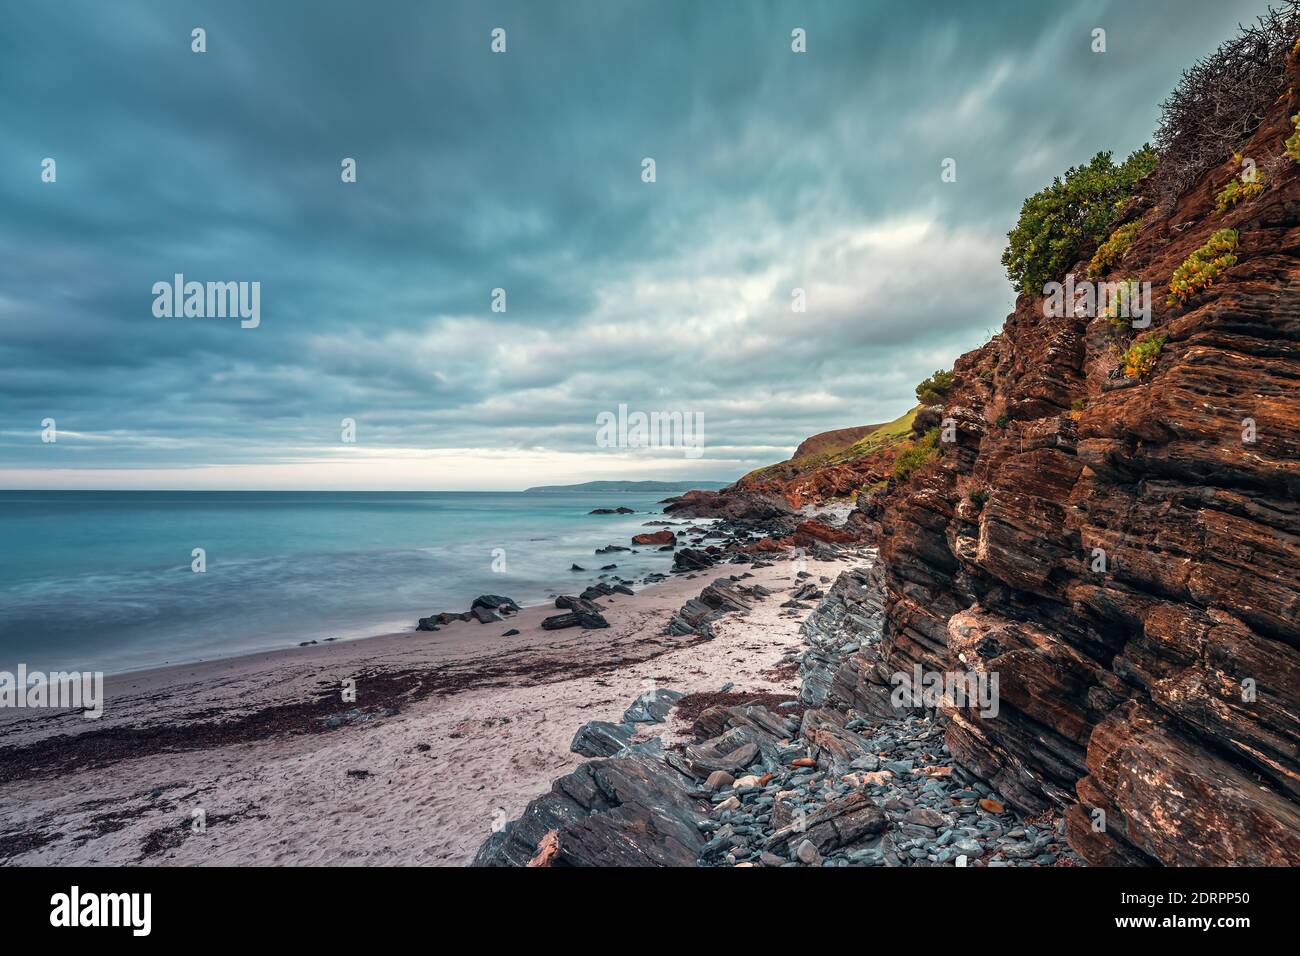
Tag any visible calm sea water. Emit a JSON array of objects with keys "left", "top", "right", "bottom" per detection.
[{"left": 0, "top": 490, "right": 685, "bottom": 675}]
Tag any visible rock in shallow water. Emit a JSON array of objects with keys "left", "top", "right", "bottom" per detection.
[
  {"left": 471, "top": 594, "right": 519, "bottom": 613},
  {"left": 632, "top": 530, "right": 676, "bottom": 546}
]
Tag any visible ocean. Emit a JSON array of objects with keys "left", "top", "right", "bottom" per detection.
[{"left": 0, "top": 490, "right": 686, "bottom": 675}]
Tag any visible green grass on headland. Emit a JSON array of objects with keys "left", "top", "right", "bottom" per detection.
[{"left": 741, "top": 406, "right": 918, "bottom": 483}]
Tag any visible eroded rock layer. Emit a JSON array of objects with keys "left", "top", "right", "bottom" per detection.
[{"left": 867, "top": 57, "right": 1300, "bottom": 865}]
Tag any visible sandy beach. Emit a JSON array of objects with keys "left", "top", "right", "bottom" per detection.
[{"left": 0, "top": 550, "right": 863, "bottom": 866}]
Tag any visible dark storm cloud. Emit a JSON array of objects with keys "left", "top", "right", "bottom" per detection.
[{"left": 0, "top": 0, "right": 1278, "bottom": 485}]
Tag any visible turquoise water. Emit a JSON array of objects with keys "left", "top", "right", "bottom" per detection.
[{"left": 0, "top": 491, "right": 683, "bottom": 674}]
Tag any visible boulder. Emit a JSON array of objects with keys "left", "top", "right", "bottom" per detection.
[
  {"left": 475, "top": 750, "right": 707, "bottom": 867},
  {"left": 417, "top": 611, "right": 471, "bottom": 630},
  {"left": 672, "top": 548, "right": 715, "bottom": 572},
  {"left": 622, "top": 688, "right": 684, "bottom": 724},
  {"left": 765, "top": 790, "right": 887, "bottom": 856},
  {"left": 555, "top": 594, "right": 603, "bottom": 614},
  {"left": 540, "top": 609, "right": 609, "bottom": 630},
  {"left": 570, "top": 720, "right": 637, "bottom": 758},
  {"left": 471, "top": 594, "right": 519, "bottom": 613},
  {"left": 631, "top": 530, "right": 676, "bottom": 546}
]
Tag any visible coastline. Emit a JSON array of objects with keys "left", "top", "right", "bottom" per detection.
[
  {"left": 0, "top": 490, "right": 719, "bottom": 678},
  {"left": 0, "top": 545, "right": 859, "bottom": 865}
]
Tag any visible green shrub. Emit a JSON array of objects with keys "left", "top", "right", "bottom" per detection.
[
  {"left": 1167, "top": 228, "right": 1238, "bottom": 307},
  {"left": 915, "top": 369, "right": 955, "bottom": 405},
  {"left": 1105, "top": 312, "right": 1131, "bottom": 340},
  {"left": 892, "top": 427, "right": 940, "bottom": 482},
  {"left": 995, "top": 413, "right": 1009, "bottom": 428},
  {"left": 1002, "top": 146, "right": 1157, "bottom": 296},
  {"left": 1098, "top": 277, "right": 1142, "bottom": 325},
  {"left": 968, "top": 488, "right": 989, "bottom": 506},
  {"left": 1087, "top": 220, "right": 1141, "bottom": 277},
  {"left": 1214, "top": 175, "right": 1266, "bottom": 213},
  {"left": 1287, "top": 113, "right": 1300, "bottom": 162},
  {"left": 1122, "top": 333, "right": 1167, "bottom": 380},
  {"left": 1093, "top": 276, "right": 1143, "bottom": 350}
]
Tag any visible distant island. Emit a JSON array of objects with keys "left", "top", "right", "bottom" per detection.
[{"left": 523, "top": 480, "right": 729, "bottom": 494}]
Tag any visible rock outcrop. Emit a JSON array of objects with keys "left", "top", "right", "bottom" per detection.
[
  {"left": 474, "top": 749, "right": 709, "bottom": 867},
  {"left": 864, "top": 48, "right": 1300, "bottom": 865},
  {"left": 569, "top": 720, "right": 637, "bottom": 758},
  {"left": 478, "top": 563, "right": 1082, "bottom": 868},
  {"left": 663, "top": 488, "right": 799, "bottom": 525}
]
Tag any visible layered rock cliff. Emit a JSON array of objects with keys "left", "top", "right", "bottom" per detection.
[
  {"left": 483, "top": 16, "right": 1299, "bottom": 870},
  {"left": 840, "top": 38, "right": 1300, "bottom": 866}
]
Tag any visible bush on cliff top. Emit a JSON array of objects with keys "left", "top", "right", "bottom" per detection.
[
  {"left": 1002, "top": 147, "right": 1156, "bottom": 297},
  {"left": 1151, "top": 3, "right": 1300, "bottom": 200},
  {"left": 915, "top": 368, "right": 954, "bottom": 405},
  {"left": 1167, "top": 228, "right": 1238, "bottom": 308}
]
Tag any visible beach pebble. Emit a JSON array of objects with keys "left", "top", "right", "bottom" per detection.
[
  {"left": 794, "top": 839, "right": 819, "bottom": 865},
  {"left": 705, "top": 771, "right": 735, "bottom": 791}
]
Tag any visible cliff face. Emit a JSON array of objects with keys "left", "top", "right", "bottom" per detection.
[
  {"left": 850, "top": 53, "right": 1300, "bottom": 865},
  {"left": 672, "top": 409, "right": 916, "bottom": 515},
  {"left": 792, "top": 424, "right": 884, "bottom": 461}
]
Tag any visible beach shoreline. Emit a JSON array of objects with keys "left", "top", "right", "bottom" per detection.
[{"left": 0, "top": 546, "right": 864, "bottom": 866}]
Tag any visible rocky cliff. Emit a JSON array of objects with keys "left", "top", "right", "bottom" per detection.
[
  {"left": 482, "top": 15, "right": 1300, "bottom": 869},
  {"left": 839, "top": 34, "right": 1300, "bottom": 866}
]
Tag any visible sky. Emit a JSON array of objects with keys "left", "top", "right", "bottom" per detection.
[{"left": 0, "top": 0, "right": 1278, "bottom": 490}]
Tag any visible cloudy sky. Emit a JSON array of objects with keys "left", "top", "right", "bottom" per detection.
[{"left": 0, "top": 0, "right": 1275, "bottom": 489}]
